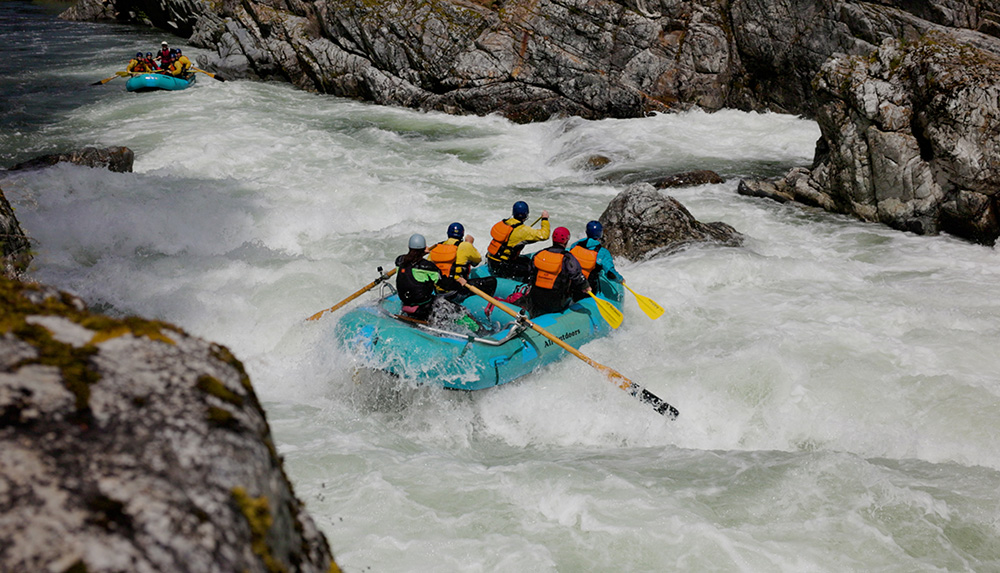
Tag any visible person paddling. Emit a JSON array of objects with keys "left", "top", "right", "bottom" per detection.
[
  {"left": 569, "top": 220, "right": 623, "bottom": 296},
  {"left": 525, "top": 227, "right": 591, "bottom": 317},
  {"left": 169, "top": 48, "right": 192, "bottom": 77},
  {"left": 485, "top": 201, "right": 550, "bottom": 282},
  {"left": 395, "top": 234, "right": 481, "bottom": 332},
  {"left": 429, "top": 222, "right": 497, "bottom": 302}
]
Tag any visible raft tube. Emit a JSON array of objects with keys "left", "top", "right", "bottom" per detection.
[{"left": 125, "top": 72, "right": 196, "bottom": 92}]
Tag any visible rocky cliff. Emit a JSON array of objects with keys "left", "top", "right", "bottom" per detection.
[{"left": 59, "top": 0, "right": 1000, "bottom": 243}]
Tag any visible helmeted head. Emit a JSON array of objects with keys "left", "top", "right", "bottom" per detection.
[
  {"left": 553, "top": 227, "right": 570, "bottom": 246},
  {"left": 161, "top": 41, "right": 168, "bottom": 47},
  {"left": 447, "top": 222, "right": 464, "bottom": 240},
  {"left": 145, "top": 52, "right": 153, "bottom": 58},
  {"left": 512, "top": 201, "right": 529, "bottom": 221},
  {"left": 586, "top": 220, "right": 603, "bottom": 240},
  {"left": 176, "top": 48, "right": 182, "bottom": 55},
  {"left": 408, "top": 234, "right": 426, "bottom": 250},
  {"left": 136, "top": 52, "right": 143, "bottom": 58}
]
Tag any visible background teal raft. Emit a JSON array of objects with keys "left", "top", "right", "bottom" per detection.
[
  {"left": 336, "top": 268, "right": 625, "bottom": 391},
  {"left": 126, "top": 72, "right": 196, "bottom": 92}
]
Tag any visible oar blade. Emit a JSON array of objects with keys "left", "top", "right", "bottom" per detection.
[
  {"left": 635, "top": 294, "right": 665, "bottom": 319},
  {"left": 624, "top": 282, "right": 664, "bottom": 320},
  {"left": 588, "top": 292, "right": 623, "bottom": 329}
]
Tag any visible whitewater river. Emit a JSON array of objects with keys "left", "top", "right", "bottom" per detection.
[{"left": 4, "top": 2, "right": 999, "bottom": 571}]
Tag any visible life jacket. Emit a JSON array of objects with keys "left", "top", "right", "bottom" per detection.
[
  {"left": 428, "top": 240, "right": 461, "bottom": 278},
  {"left": 396, "top": 260, "right": 438, "bottom": 306},
  {"left": 569, "top": 245, "right": 598, "bottom": 278},
  {"left": 533, "top": 250, "right": 564, "bottom": 290},
  {"left": 487, "top": 219, "right": 522, "bottom": 261}
]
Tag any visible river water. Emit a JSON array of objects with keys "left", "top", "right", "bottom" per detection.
[{"left": 3, "top": 2, "right": 999, "bottom": 571}]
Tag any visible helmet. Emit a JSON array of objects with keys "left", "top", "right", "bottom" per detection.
[
  {"left": 176, "top": 48, "right": 182, "bottom": 55},
  {"left": 161, "top": 41, "right": 168, "bottom": 46},
  {"left": 586, "top": 220, "right": 603, "bottom": 239},
  {"left": 552, "top": 227, "right": 570, "bottom": 245},
  {"left": 145, "top": 52, "right": 153, "bottom": 57},
  {"left": 136, "top": 52, "right": 143, "bottom": 58},
  {"left": 512, "top": 201, "right": 529, "bottom": 220},
  {"left": 408, "top": 234, "right": 426, "bottom": 250},
  {"left": 447, "top": 222, "right": 464, "bottom": 240}
]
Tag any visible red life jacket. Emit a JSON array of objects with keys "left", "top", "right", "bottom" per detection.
[
  {"left": 428, "top": 241, "right": 462, "bottom": 277},
  {"left": 533, "top": 250, "right": 564, "bottom": 290},
  {"left": 569, "top": 245, "right": 598, "bottom": 278},
  {"left": 487, "top": 219, "right": 522, "bottom": 261}
]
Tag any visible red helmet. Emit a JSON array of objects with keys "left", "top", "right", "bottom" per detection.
[{"left": 552, "top": 227, "right": 570, "bottom": 245}]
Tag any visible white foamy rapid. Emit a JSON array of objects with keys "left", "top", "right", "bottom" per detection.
[{"left": 4, "top": 14, "right": 1000, "bottom": 571}]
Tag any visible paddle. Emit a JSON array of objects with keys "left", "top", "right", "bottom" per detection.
[
  {"left": 622, "top": 282, "right": 664, "bottom": 320},
  {"left": 306, "top": 267, "right": 397, "bottom": 321},
  {"left": 586, "top": 291, "right": 623, "bottom": 329},
  {"left": 457, "top": 278, "right": 679, "bottom": 418},
  {"left": 91, "top": 71, "right": 130, "bottom": 85},
  {"left": 192, "top": 67, "right": 227, "bottom": 82}
]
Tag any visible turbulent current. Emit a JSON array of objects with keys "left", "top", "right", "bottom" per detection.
[{"left": 3, "top": 2, "right": 1000, "bottom": 571}]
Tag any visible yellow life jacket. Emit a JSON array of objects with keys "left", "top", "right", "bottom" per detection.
[
  {"left": 428, "top": 241, "right": 461, "bottom": 277},
  {"left": 487, "top": 219, "right": 522, "bottom": 261},
  {"left": 533, "top": 250, "right": 564, "bottom": 290},
  {"left": 569, "top": 245, "right": 598, "bottom": 278}
]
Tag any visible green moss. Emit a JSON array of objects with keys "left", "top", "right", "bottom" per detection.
[
  {"left": 232, "top": 487, "right": 286, "bottom": 573},
  {"left": 12, "top": 321, "right": 99, "bottom": 414},
  {"left": 196, "top": 374, "right": 244, "bottom": 407}
]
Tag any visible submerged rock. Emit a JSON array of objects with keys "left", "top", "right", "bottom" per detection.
[
  {"left": 0, "top": 277, "right": 339, "bottom": 573},
  {"left": 7, "top": 146, "right": 135, "bottom": 173},
  {"left": 650, "top": 170, "right": 724, "bottom": 189},
  {"left": 599, "top": 183, "right": 743, "bottom": 260}
]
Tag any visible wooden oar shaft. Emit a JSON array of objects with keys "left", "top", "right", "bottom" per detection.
[
  {"left": 460, "top": 281, "right": 678, "bottom": 418},
  {"left": 307, "top": 267, "right": 397, "bottom": 321}
]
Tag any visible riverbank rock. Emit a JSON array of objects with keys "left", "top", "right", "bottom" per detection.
[
  {"left": 0, "top": 187, "right": 31, "bottom": 280},
  {"left": 740, "top": 33, "right": 1000, "bottom": 245},
  {"left": 599, "top": 183, "right": 743, "bottom": 260},
  {"left": 0, "top": 277, "right": 339, "bottom": 573},
  {"left": 7, "top": 146, "right": 135, "bottom": 173}
]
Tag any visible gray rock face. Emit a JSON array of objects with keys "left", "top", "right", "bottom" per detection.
[
  {"left": 0, "top": 277, "right": 338, "bottom": 573},
  {"left": 599, "top": 183, "right": 743, "bottom": 260},
  {"left": 7, "top": 146, "right": 135, "bottom": 173},
  {"left": 0, "top": 187, "right": 31, "bottom": 280},
  {"left": 741, "top": 33, "right": 1000, "bottom": 244},
  {"left": 57, "top": 0, "right": 1000, "bottom": 242}
]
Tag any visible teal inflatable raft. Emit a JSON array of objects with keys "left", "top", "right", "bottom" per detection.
[
  {"left": 126, "top": 72, "right": 196, "bottom": 92},
  {"left": 336, "top": 268, "right": 625, "bottom": 391}
]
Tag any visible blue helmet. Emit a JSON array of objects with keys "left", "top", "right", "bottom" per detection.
[
  {"left": 136, "top": 52, "right": 143, "bottom": 58},
  {"left": 447, "top": 222, "right": 464, "bottom": 239},
  {"left": 145, "top": 52, "right": 153, "bottom": 57},
  {"left": 586, "top": 220, "right": 603, "bottom": 239},
  {"left": 512, "top": 201, "right": 529, "bottom": 220}
]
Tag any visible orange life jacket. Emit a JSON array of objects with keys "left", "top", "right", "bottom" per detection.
[
  {"left": 569, "top": 245, "right": 598, "bottom": 278},
  {"left": 487, "top": 219, "right": 522, "bottom": 261},
  {"left": 533, "top": 250, "right": 564, "bottom": 290},
  {"left": 428, "top": 241, "right": 461, "bottom": 278}
]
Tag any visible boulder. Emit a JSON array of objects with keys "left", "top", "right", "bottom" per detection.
[
  {"left": 599, "top": 183, "right": 743, "bottom": 260},
  {"left": 7, "top": 146, "right": 135, "bottom": 173},
  {"left": 0, "top": 277, "right": 339, "bottom": 573}
]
